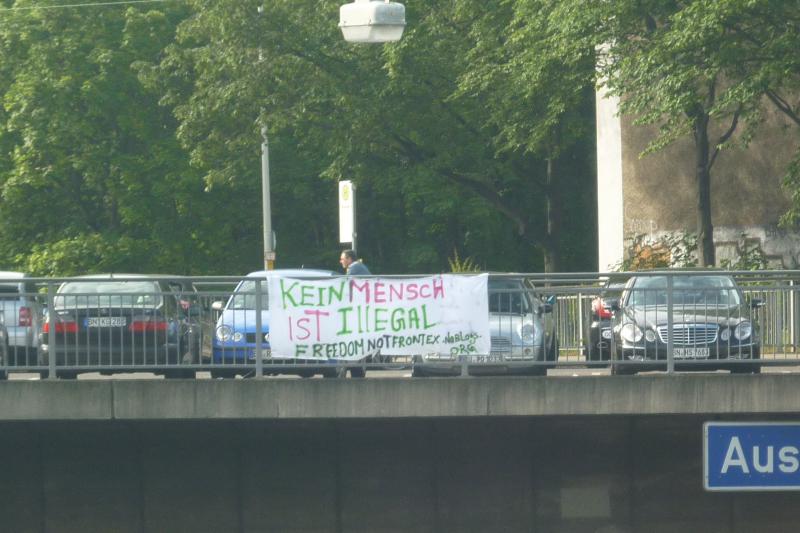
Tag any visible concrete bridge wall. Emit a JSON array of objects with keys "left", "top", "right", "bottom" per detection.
[{"left": 1, "top": 375, "right": 799, "bottom": 532}]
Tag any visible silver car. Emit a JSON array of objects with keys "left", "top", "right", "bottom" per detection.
[
  {"left": 412, "top": 276, "right": 558, "bottom": 376},
  {"left": 0, "top": 272, "right": 40, "bottom": 366}
]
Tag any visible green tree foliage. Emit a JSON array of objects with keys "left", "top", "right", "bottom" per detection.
[
  {"left": 0, "top": 1, "right": 222, "bottom": 275},
  {"left": 151, "top": 0, "right": 597, "bottom": 274}
]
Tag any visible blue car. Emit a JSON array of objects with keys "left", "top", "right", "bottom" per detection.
[{"left": 210, "top": 269, "right": 340, "bottom": 378}]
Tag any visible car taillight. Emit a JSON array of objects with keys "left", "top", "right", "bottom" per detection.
[
  {"left": 592, "top": 298, "right": 613, "bottom": 319},
  {"left": 129, "top": 320, "right": 168, "bottom": 332},
  {"left": 42, "top": 321, "right": 78, "bottom": 334},
  {"left": 18, "top": 306, "right": 31, "bottom": 327}
]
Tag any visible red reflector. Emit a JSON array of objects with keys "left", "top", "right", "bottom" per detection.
[
  {"left": 19, "top": 306, "right": 31, "bottom": 327},
  {"left": 42, "top": 321, "right": 78, "bottom": 334},
  {"left": 129, "top": 320, "right": 168, "bottom": 332}
]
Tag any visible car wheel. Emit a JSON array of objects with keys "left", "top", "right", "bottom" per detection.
[
  {"left": 0, "top": 370, "right": 7, "bottom": 381},
  {"left": 522, "top": 365, "right": 547, "bottom": 377},
  {"left": 322, "top": 367, "right": 345, "bottom": 378},
  {"left": 730, "top": 364, "right": 761, "bottom": 374},
  {"left": 297, "top": 370, "right": 315, "bottom": 378},
  {"left": 164, "top": 369, "right": 195, "bottom": 379},
  {"left": 210, "top": 369, "right": 232, "bottom": 379},
  {"left": 547, "top": 339, "right": 559, "bottom": 362},
  {"left": 350, "top": 366, "right": 366, "bottom": 378},
  {"left": 611, "top": 362, "right": 635, "bottom": 376},
  {"left": 411, "top": 366, "right": 426, "bottom": 378},
  {"left": 57, "top": 371, "right": 79, "bottom": 380}
]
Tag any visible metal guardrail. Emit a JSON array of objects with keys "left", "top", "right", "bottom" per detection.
[{"left": 1, "top": 270, "right": 800, "bottom": 378}]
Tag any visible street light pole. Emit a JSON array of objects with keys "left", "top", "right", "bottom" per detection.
[
  {"left": 261, "top": 124, "right": 274, "bottom": 270},
  {"left": 258, "top": 4, "right": 274, "bottom": 271}
]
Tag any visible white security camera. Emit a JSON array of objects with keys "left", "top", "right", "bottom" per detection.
[{"left": 339, "top": 0, "right": 406, "bottom": 43}]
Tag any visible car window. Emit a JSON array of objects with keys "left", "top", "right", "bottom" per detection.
[
  {"left": 628, "top": 275, "right": 741, "bottom": 306},
  {"left": 167, "top": 281, "right": 197, "bottom": 311},
  {"left": 229, "top": 280, "right": 269, "bottom": 310},
  {"left": 488, "top": 279, "right": 530, "bottom": 314},
  {"left": 55, "top": 281, "right": 163, "bottom": 309}
]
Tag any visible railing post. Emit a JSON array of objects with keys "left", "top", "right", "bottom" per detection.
[
  {"left": 47, "top": 282, "right": 56, "bottom": 379},
  {"left": 577, "top": 292, "right": 584, "bottom": 355},
  {"left": 791, "top": 279, "right": 798, "bottom": 352},
  {"left": 666, "top": 273, "right": 674, "bottom": 374},
  {"left": 255, "top": 279, "right": 264, "bottom": 378}
]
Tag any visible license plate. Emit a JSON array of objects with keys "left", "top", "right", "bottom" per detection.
[
  {"left": 473, "top": 355, "right": 504, "bottom": 363},
  {"left": 673, "top": 347, "right": 710, "bottom": 359},
  {"left": 86, "top": 317, "right": 127, "bottom": 327},
  {"left": 248, "top": 349, "right": 272, "bottom": 360}
]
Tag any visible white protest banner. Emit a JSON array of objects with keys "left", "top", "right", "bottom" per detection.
[{"left": 268, "top": 274, "right": 489, "bottom": 360}]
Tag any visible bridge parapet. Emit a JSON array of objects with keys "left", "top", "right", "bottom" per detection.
[{"left": 1, "top": 374, "right": 797, "bottom": 422}]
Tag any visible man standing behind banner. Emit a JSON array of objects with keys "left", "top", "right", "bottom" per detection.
[{"left": 339, "top": 249, "right": 371, "bottom": 275}]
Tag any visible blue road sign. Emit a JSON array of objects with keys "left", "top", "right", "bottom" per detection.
[{"left": 704, "top": 422, "right": 800, "bottom": 491}]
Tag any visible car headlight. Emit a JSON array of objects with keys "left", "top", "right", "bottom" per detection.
[
  {"left": 720, "top": 327, "right": 731, "bottom": 341},
  {"left": 620, "top": 323, "right": 643, "bottom": 343},
  {"left": 520, "top": 323, "right": 535, "bottom": 343},
  {"left": 232, "top": 331, "right": 244, "bottom": 342},
  {"left": 644, "top": 329, "right": 656, "bottom": 343},
  {"left": 734, "top": 321, "right": 752, "bottom": 341},
  {"left": 216, "top": 325, "right": 232, "bottom": 342}
]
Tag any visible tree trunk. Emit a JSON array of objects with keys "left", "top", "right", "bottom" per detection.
[{"left": 693, "top": 112, "right": 715, "bottom": 267}]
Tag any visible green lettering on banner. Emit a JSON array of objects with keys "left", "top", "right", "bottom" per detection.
[
  {"left": 280, "top": 279, "right": 299, "bottom": 309},
  {"left": 374, "top": 308, "right": 387, "bottom": 332},
  {"left": 421, "top": 304, "right": 437, "bottom": 329},
  {"left": 281, "top": 278, "right": 348, "bottom": 309},
  {"left": 390, "top": 308, "right": 405, "bottom": 331},
  {"left": 337, "top": 307, "right": 353, "bottom": 335},
  {"left": 329, "top": 281, "right": 346, "bottom": 305},
  {"left": 406, "top": 307, "right": 420, "bottom": 329},
  {"left": 301, "top": 284, "right": 315, "bottom": 306}
]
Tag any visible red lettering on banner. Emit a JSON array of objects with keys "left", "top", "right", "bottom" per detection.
[
  {"left": 406, "top": 284, "right": 419, "bottom": 300},
  {"left": 350, "top": 280, "right": 370, "bottom": 302},
  {"left": 373, "top": 282, "right": 386, "bottom": 303}
]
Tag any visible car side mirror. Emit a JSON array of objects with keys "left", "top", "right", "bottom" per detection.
[
  {"left": 749, "top": 298, "right": 765, "bottom": 309},
  {"left": 538, "top": 295, "right": 556, "bottom": 314},
  {"left": 603, "top": 298, "right": 620, "bottom": 312},
  {"left": 211, "top": 301, "right": 224, "bottom": 312}
]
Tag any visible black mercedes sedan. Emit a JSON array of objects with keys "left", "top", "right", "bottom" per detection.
[{"left": 605, "top": 273, "right": 763, "bottom": 375}]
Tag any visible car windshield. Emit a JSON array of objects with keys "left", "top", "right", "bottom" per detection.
[
  {"left": 55, "top": 281, "right": 163, "bottom": 309},
  {"left": 628, "top": 275, "right": 741, "bottom": 307},
  {"left": 488, "top": 279, "right": 531, "bottom": 314},
  {"left": 229, "top": 280, "right": 269, "bottom": 310}
]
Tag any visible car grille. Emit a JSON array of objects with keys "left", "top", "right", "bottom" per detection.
[
  {"left": 246, "top": 333, "right": 269, "bottom": 344},
  {"left": 490, "top": 336, "right": 511, "bottom": 353},
  {"left": 656, "top": 324, "right": 718, "bottom": 345}
]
